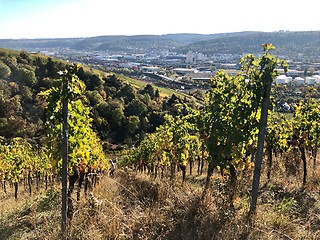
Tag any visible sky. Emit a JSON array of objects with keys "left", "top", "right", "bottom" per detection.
[{"left": 0, "top": 0, "right": 320, "bottom": 39}]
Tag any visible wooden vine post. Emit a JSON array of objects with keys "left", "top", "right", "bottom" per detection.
[
  {"left": 39, "top": 64, "right": 108, "bottom": 238},
  {"left": 250, "top": 44, "right": 288, "bottom": 214},
  {"left": 61, "top": 70, "right": 68, "bottom": 240}
]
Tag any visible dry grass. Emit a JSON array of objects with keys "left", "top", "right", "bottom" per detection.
[{"left": 0, "top": 163, "right": 320, "bottom": 240}]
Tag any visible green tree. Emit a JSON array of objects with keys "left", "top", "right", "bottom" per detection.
[
  {"left": 125, "top": 98, "right": 147, "bottom": 117},
  {"left": 155, "top": 88, "right": 160, "bottom": 99},
  {"left": 17, "top": 67, "right": 37, "bottom": 87},
  {"left": 86, "top": 90, "right": 105, "bottom": 106},
  {"left": 0, "top": 61, "right": 11, "bottom": 79},
  {"left": 117, "top": 83, "right": 136, "bottom": 103},
  {"left": 140, "top": 84, "right": 155, "bottom": 99},
  {"left": 125, "top": 115, "right": 140, "bottom": 136},
  {"left": 106, "top": 99, "right": 125, "bottom": 128},
  {"left": 265, "top": 112, "right": 290, "bottom": 180}
]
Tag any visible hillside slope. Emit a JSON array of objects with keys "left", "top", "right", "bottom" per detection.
[{"left": 0, "top": 48, "right": 192, "bottom": 146}]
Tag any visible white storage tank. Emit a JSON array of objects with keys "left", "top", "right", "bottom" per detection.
[
  {"left": 275, "top": 75, "right": 287, "bottom": 84},
  {"left": 306, "top": 77, "right": 316, "bottom": 85},
  {"left": 285, "top": 76, "right": 292, "bottom": 84},
  {"left": 294, "top": 77, "right": 305, "bottom": 86},
  {"left": 312, "top": 75, "right": 320, "bottom": 84}
]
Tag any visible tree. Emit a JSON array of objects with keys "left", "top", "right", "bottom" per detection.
[
  {"left": 45, "top": 57, "right": 58, "bottom": 78},
  {"left": 17, "top": 67, "right": 37, "bottom": 87},
  {"left": 265, "top": 113, "right": 290, "bottom": 181},
  {"left": 107, "top": 99, "right": 125, "bottom": 128},
  {"left": 155, "top": 88, "right": 160, "bottom": 99},
  {"left": 201, "top": 64, "right": 260, "bottom": 196},
  {"left": 125, "top": 115, "right": 140, "bottom": 137},
  {"left": 0, "top": 61, "right": 11, "bottom": 79},
  {"left": 86, "top": 90, "right": 105, "bottom": 106},
  {"left": 89, "top": 74, "right": 103, "bottom": 91},
  {"left": 140, "top": 84, "right": 155, "bottom": 99},
  {"left": 125, "top": 98, "right": 147, "bottom": 117},
  {"left": 117, "top": 83, "right": 136, "bottom": 103}
]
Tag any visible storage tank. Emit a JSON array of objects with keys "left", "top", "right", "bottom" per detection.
[
  {"left": 285, "top": 76, "right": 292, "bottom": 84},
  {"left": 275, "top": 75, "right": 286, "bottom": 84},
  {"left": 294, "top": 77, "right": 305, "bottom": 86},
  {"left": 306, "top": 77, "right": 315, "bottom": 85},
  {"left": 312, "top": 75, "right": 320, "bottom": 84}
]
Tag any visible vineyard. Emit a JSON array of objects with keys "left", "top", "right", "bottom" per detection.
[{"left": 1, "top": 45, "right": 320, "bottom": 239}]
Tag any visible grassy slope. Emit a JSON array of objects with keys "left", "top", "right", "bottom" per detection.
[
  {"left": 1, "top": 161, "right": 319, "bottom": 240},
  {"left": 115, "top": 73, "right": 195, "bottom": 100}
]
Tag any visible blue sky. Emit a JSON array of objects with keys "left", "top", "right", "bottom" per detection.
[{"left": 1, "top": 0, "right": 320, "bottom": 39}]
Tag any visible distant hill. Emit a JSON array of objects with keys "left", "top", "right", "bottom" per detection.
[
  {"left": 0, "top": 38, "right": 84, "bottom": 50},
  {"left": 0, "top": 34, "right": 217, "bottom": 51},
  {"left": 1, "top": 31, "right": 320, "bottom": 60},
  {"left": 0, "top": 32, "right": 264, "bottom": 52},
  {"left": 175, "top": 31, "right": 320, "bottom": 59}
]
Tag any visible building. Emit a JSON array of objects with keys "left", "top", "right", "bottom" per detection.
[
  {"left": 185, "top": 51, "right": 206, "bottom": 64},
  {"left": 277, "top": 69, "right": 304, "bottom": 78},
  {"left": 140, "top": 66, "right": 161, "bottom": 73},
  {"left": 173, "top": 68, "right": 198, "bottom": 74}
]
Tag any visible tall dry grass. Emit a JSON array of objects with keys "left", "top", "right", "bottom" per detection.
[{"left": 0, "top": 159, "right": 319, "bottom": 239}]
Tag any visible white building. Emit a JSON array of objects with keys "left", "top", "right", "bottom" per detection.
[
  {"left": 173, "top": 68, "right": 198, "bottom": 74},
  {"left": 185, "top": 51, "right": 206, "bottom": 64},
  {"left": 119, "top": 62, "right": 140, "bottom": 68},
  {"left": 277, "top": 69, "right": 304, "bottom": 77},
  {"left": 140, "top": 66, "right": 161, "bottom": 73},
  {"left": 186, "top": 52, "right": 196, "bottom": 64}
]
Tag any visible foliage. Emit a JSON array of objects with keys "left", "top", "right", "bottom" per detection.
[
  {"left": 0, "top": 48, "right": 187, "bottom": 147},
  {"left": 201, "top": 44, "right": 287, "bottom": 172},
  {"left": 122, "top": 103, "right": 201, "bottom": 182},
  {"left": 39, "top": 64, "right": 108, "bottom": 172},
  {"left": 266, "top": 112, "right": 291, "bottom": 154},
  {"left": 293, "top": 90, "right": 320, "bottom": 151},
  {"left": 0, "top": 137, "right": 53, "bottom": 191}
]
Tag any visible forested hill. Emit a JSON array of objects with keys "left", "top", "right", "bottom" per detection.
[
  {"left": 175, "top": 31, "right": 320, "bottom": 58},
  {"left": 1, "top": 31, "right": 320, "bottom": 58},
  {"left": 0, "top": 48, "right": 191, "bottom": 148},
  {"left": 0, "top": 33, "right": 226, "bottom": 51}
]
